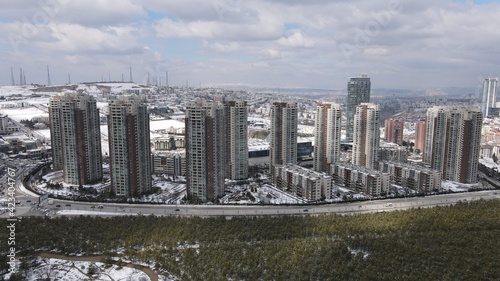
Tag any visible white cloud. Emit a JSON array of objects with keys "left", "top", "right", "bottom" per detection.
[
  {"left": 277, "top": 32, "right": 315, "bottom": 48},
  {"left": 363, "top": 47, "right": 388, "bottom": 56},
  {"left": 1, "top": 0, "right": 500, "bottom": 89},
  {"left": 259, "top": 49, "right": 282, "bottom": 59},
  {"left": 40, "top": 23, "right": 143, "bottom": 55},
  {"left": 153, "top": 17, "right": 283, "bottom": 41},
  {"left": 204, "top": 41, "right": 241, "bottom": 52}
]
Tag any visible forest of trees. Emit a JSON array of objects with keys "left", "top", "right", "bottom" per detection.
[{"left": 1, "top": 199, "right": 499, "bottom": 280}]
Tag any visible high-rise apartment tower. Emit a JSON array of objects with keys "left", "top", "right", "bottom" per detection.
[
  {"left": 270, "top": 101, "right": 298, "bottom": 179},
  {"left": 224, "top": 100, "right": 248, "bottom": 181},
  {"left": 313, "top": 102, "right": 342, "bottom": 173},
  {"left": 49, "top": 92, "right": 102, "bottom": 185},
  {"left": 414, "top": 119, "right": 426, "bottom": 154},
  {"left": 384, "top": 118, "right": 404, "bottom": 146},
  {"left": 352, "top": 103, "right": 380, "bottom": 169},
  {"left": 108, "top": 95, "right": 151, "bottom": 197},
  {"left": 424, "top": 106, "right": 482, "bottom": 183},
  {"left": 185, "top": 100, "right": 226, "bottom": 203}
]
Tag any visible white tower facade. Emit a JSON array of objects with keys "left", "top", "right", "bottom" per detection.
[
  {"left": 481, "top": 78, "right": 498, "bottom": 116},
  {"left": 313, "top": 102, "right": 341, "bottom": 173},
  {"left": 270, "top": 101, "right": 298, "bottom": 180},
  {"left": 352, "top": 103, "right": 380, "bottom": 169}
]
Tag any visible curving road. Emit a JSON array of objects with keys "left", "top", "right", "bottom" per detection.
[
  {"left": 6, "top": 182, "right": 499, "bottom": 218},
  {"left": 3, "top": 161, "right": 498, "bottom": 218}
]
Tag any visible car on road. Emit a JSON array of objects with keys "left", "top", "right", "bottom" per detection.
[
  {"left": 55, "top": 205, "right": 61, "bottom": 208},
  {"left": 385, "top": 203, "right": 393, "bottom": 207},
  {"left": 91, "top": 206, "right": 96, "bottom": 209},
  {"left": 174, "top": 208, "right": 180, "bottom": 211},
  {"left": 65, "top": 204, "right": 71, "bottom": 207},
  {"left": 26, "top": 200, "right": 31, "bottom": 203},
  {"left": 303, "top": 209, "right": 309, "bottom": 212}
]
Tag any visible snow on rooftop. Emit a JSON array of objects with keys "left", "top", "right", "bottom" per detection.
[{"left": 36, "top": 129, "right": 52, "bottom": 141}]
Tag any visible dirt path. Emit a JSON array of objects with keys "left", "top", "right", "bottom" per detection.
[{"left": 36, "top": 252, "right": 158, "bottom": 281}]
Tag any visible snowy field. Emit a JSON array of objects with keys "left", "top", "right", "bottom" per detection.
[
  {"left": 0, "top": 107, "right": 48, "bottom": 122},
  {"left": 149, "top": 119, "right": 185, "bottom": 131}
]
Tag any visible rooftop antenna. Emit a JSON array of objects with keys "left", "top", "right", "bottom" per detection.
[
  {"left": 101, "top": 74, "right": 103, "bottom": 83},
  {"left": 147, "top": 71, "right": 150, "bottom": 86},
  {"left": 68, "top": 73, "right": 71, "bottom": 84},
  {"left": 108, "top": 71, "right": 111, "bottom": 82},
  {"left": 47, "top": 65, "right": 51, "bottom": 86},
  {"left": 121, "top": 73, "right": 124, "bottom": 82},
  {"left": 166, "top": 71, "right": 169, "bottom": 93},
  {"left": 23, "top": 72, "right": 26, "bottom": 85},
  {"left": 10, "top": 67, "right": 15, "bottom": 86},
  {"left": 129, "top": 66, "right": 133, "bottom": 82},
  {"left": 19, "top": 67, "right": 23, "bottom": 86}
]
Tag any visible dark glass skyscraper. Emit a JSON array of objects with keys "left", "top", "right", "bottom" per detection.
[{"left": 346, "top": 75, "right": 371, "bottom": 141}]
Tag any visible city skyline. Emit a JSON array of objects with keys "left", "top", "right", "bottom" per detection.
[{"left": 0, "top": 1, "right": 499, "bottom": 89}]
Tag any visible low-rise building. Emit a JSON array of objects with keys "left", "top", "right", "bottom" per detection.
[
  {"left": 152, "top": 152, "right": 186, "bottom": 177},
  {"left": 378, "top": 161, "right": 441, "bottom": 192},
  {"left": 153, "top": 135, "right": 185, "bottom": 150},
  {"left": 274, "top": 164, "right": 332, "bottom": 201},
  {"left": 379, "top": 146, "right": 407, "bottom": 163},
  {"left": 331, "top": 163, "right": 389, "bottom": 196}
]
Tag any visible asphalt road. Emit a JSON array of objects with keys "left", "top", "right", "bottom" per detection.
[
  {"left": 5, "top": 183, "right": 499, "bottom": 218},
  {"left": 3, "top": 162, "right": 498, "bottom": 218}
]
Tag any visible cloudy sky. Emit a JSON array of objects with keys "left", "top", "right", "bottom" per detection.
[{"left": 0, "top": 0, "right": 499, "bottom": 90}]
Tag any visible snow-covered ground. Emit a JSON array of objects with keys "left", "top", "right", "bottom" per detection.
[
  {"left": 479, "top": 157, "right": 500, "bottom": 170},
  {"left": 3, "top": 257, "right": 154, "bottom": 281},
  {"left": 441, "top": 181, "right": 481, "bottom": 192},
  {"left": 146, "top": 180, "right": 186, "bottom": 204},
  {"left": 149, "top": 119, "right": 185, "bottom": 131},
  {"left": 0, "top": 107, "right": 48, "bottom": 122},
  {"left": 57, "top": 210, "right": 138, "bottom": 216},
  {"left": 219, "top": 181, "right": 320, "bottom": 205},
  {"left": 37, "top": 170, "right": 109, "bottom": 198}
]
